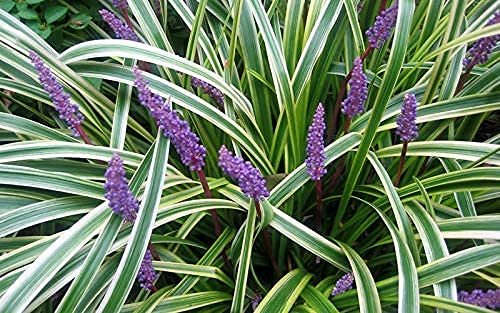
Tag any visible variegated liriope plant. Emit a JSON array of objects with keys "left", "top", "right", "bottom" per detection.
[{"left": 0, "top": 1, "right": 499, "bottom": 312}]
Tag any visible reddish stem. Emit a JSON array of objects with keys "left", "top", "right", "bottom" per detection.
[
  {"left": 379, "top": 0, "right": 388, "bottom": 11},
  {"left": 255, "top": 201, "right": 281, "bottom": 277},
  {"left": 393, "top": 141, "right": 408, "bottom": 187},
  {"left": 75, "top": 124, "right": 92, "bottom": 145},
  {"left": 122, "top": 9, "right": 134, "bottom": 30},
  {"left": 147, "top": 242, "right": 160, "bottom": 261},
  {"left": 455, "top": 67, "right": 472, "bottom": 96},
  {"left": 196, "top": 169, "right": 231, "bottom": 270},
  {"left": 326, "top": 117, "right": 351, "bottom": 194},
  {"left": 313, "top": 180, "right": 323, "bottom": 232}
]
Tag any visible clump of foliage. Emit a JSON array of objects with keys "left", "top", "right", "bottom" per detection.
[
  {"left": 0, "top": 1, "right": 499, "bottom": 312},
  {"left": 0, "top": 0, "right": 98, "bottom": 48}
]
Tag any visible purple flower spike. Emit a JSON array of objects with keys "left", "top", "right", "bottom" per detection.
[
  {"left": 341, "top": 57, "right": 368, "bottom": 118},
  {"left": 134, "top": 69, "right": 206, "bottom": 171},
  {"left": 306, "top": 104, "right": 327, "bottom": 181},
  {"left": 331, "top": 273, "right": 355, "bottom": 297},
  {"left": 29, "top": 51, "right": 84, "bottom": 136},
  {"left": 137, "top": 249, "right": 157, "bottom": 291},
  {"left": 366, "top": 4, "right": 398, "bottom": 49},
  {"left": 99, "top": 9, "right": 140, "bottom": 42},
  {"left": 396, "top": 93, "right": 418, "bottom": 142},
  {"left": 252, "top": 294, "right": 262, "bottom": 311},
  {"left": 104, "top": 153, "right": 139, "bottom": 222},
  {"left": 111, "top": 0, "right": 128, "bottom": 10},
  {"left": 191, "top": 77, "right": 224, "bottom": 106},
  {"left": 458, "top": 289, "right": 500, "bottom": 309},
  {"left": 463, "top": 11, "right": 500, "bottom": 69},
  {"left": 218, "top": 146, "right": 269, "bottom": 200}
]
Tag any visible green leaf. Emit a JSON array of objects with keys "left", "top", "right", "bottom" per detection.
[
  {"left": 18, "top": 8, "right": 39, "bottom": 20},
  {"left": 26, "top": 0, "right": 45, "bottom": 4},
  {"left": 255, "top": 269, "right": 312, "bottom": 313},
  {"left": 336, "top": 241, "right": 382, "bottom": 313},
  {"left": 300, "top": 284, "right": 339, "bottom": 313},
  {"left": 230, "top": 200, "right": 256, "bottom": 313},
  {"left": 97, "top": 134, "right": 170, "bottom": 312},
  {"left": 69, "top": 13, "right": 92, "bottom": 30},
  {"left": 0, "top": 0, "right": 15, "bottom": 12},
  {"left": 44, "top": 5, "right": 68, "bottom": 24}
]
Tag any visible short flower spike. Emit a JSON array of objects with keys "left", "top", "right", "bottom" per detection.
[
  {"left": 458, "top": 289, "right": 500, "bottom": 309},
  {"left": 366, "top": 4, "right": 398, "bottom": 49},
  {"left": 137, "top": 249, "right": 157, "bottom": 291},
  {"left": 463, "top": 11, "right": 500, "bottom": 69},
  {"left": 99, "top": 9, "right": 140, "bottom": 42},
  {"left": 218, "top": 146, "right": 269, "bottom": 200},
  {"left": 134, "top": 68, "right": 206, "bottom": 171},
  {"left": 341, "top": 57, "right": 368, "bottom": 118},
  {"left": 396, "top": 93, "right": 418, "bottom": 142},
  {"left": 29, "top": 51, "right": 84, "bottom": 136},
  {"left": 111, "top": 0, "right": 128, "bottom": 10},
  {"left": 331, "top": 273, "right": 355, "bottom": 296},
  {"left": 104, "top": 153, "right": 139, "bottom": 223},
  {"left": 306, "top": 104, "right": 327, "bottom": 181}
]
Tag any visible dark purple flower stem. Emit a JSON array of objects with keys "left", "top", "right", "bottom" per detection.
[
  {"left": 455, "top": 67, "right": 472, "bottom": 95},
  {"left": 393, "top": 141, "right": 408, "bottom": 187},
  {"left": 75, "top": 125, "right": 92, "bottom": 145},
  {"left": 255, "top": 201, "right": 281, "bottom": 277},
  {"left": 196, "top": 169, "right": 231, "bottom": 270},
  {"left": 314, "top": 180, "right": 323, "bottom": 232}
]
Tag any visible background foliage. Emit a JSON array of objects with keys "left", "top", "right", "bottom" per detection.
[{"left": 0, "top": 0, "right": 499, "bottom": 312}]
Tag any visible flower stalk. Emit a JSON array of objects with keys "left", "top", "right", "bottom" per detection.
[{"left": 393, "top": 93, "right": 418, "bottom": 186}]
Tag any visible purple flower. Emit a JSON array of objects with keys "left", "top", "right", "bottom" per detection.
[
  {"left": 111, "top": 0, "right": 128, "bottom": 10},
  {"left": 251, "top": 294, "right": 262, "bottom": 311},
  {"left": 134, "top": 68, "right": 206, "bottom": 171},
  {"left": 306, "top": 104, "right": 327, "bottom": 181},
  {"left": 366, "top": 4, "right": 398, "bottom": 49},
  {"left": 99, "top": 9, "right": 140, "bottom": 42},
  {"left": 104, "top": 153, "right": 138, "bottom": 223},
  {"left": 458, "top": 289, "right": 500, "bottom": 309},
  {"left": 29, "top": 51, "right": 84, "bottom": 137},
  {"left": 191, "top": 77, "right": 224, "bottom": 106},
  {"left": 218, "top": 146, "right": 269, "bottom": 200},
  {"left": 396, "top": 93, "right": 418, "bottom": 142},
  {"left": 341, "top": 57, "right": 368, "bottom": 118},
  {"left": 137, "top": 249, "right": 157, "bottom": 291},
  {"left": 463, "top": 11, "right": 500, "bottom": 69},
  {"left": 331, "top": 273, "right": 355, "bottom": 297}
]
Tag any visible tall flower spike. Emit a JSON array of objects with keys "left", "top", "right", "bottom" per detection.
[
  {"left": 341, "top": 57, "right": 368, "bottom": 118},
  {"left": 134, "top": 68, "right": 206, "bottom": 171},
  {"left": 29, "top": 51, "right": 84, "bottom": 136},
  {"left": 137, "top": 249, "right": 158, "bottom": 291},
  {"left": 104, "top": 153, "right": 139, "bottom": 223},
  {"left": 306, "top": 104, "right": 327, "bottom": 181},
  {"left": 458, "top": 289, "right": 500, "bottom": 309},
  {"left": 111, "top": 0, "right": 128, "bottom": 10},
  {"left": 99, "top": 9, "right": 140, "bottom": 42},
  {"left": 396, "top": 93, "right": 418, "bottom": 142},
  {"left": 365, "top": 4, "right": 398, "bottom": 49},
  {"left": 331, "top": 273, "right": 355, "bottom": 296},
  {"left": 463, "top": 11, "right": 500, "bottom": 69},
  {"left": 218, "top": 146, "right": 270, "bottom": 200},
  {"left": 191, "top": 77, "right": 224, "bottom": 106}
]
